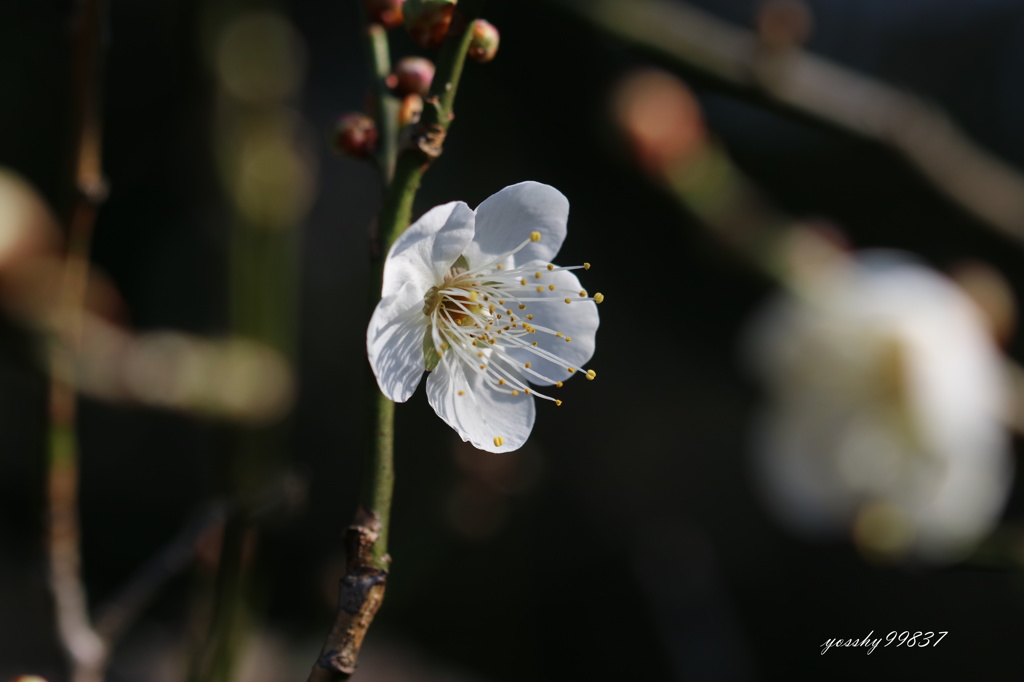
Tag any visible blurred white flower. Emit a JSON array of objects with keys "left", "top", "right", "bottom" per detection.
[
  {"left": 746, "top": 252, "right": 1012, "bottom": 563},
  {"left": 367, "top": 182, "right": 601, "bottom": 453}
]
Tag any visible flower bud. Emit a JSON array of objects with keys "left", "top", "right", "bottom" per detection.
[
  {"left": 331, "top": 113, "right": 378, "bottom": 159},
  {"left": 612, "top": 70, "right": 706, "bottom": 175},
  {"left": 403, "top": 0, "right": 456, "bottom": 48},
  {"left": 398, "top": 93, "right": 424, "bottom": 127},
  {"left": 364, "top": 0, "right": 405, "bottom": 29},
  {"left": 467, "top": 19, "right": 499, "bottom": 63},
  {"left": 386, "top": 56, "right": 435, "bottom": 96}
]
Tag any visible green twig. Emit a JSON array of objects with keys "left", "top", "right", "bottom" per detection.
[{"left": 308, "top": 4, "right": 484, "bottom": 680}]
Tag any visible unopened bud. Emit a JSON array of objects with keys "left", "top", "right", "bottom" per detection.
[
  {"left": 364, "top": 0, "right": 405, "bottom": 29},
  {"left": 387, "top": 56, "right": 435, "bottom": 96},
  {"left": 398, "top": 93, "right": 424, "bottom": 126},
  {"left": 756, "top": 0, "right": 813, "bottom": 51},
  {"left": 331, "top": 113, "right": 378, "bottom": 159},
  {"left": 612, "top": 70, "right": 706, "bottom": 175},
  {"left": 403, "top": 0, "right": 456, "bottom": 48},
  {"left": 468, "top": 19, "right": 499, "bottom": 63}
]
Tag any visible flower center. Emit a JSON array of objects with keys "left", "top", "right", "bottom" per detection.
[{"left": 422, "top": 232, "right": 604, "bottom": 415}]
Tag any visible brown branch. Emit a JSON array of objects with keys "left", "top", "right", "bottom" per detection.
[
  {"left": 309, "top": 3, "right": 485, "bottom": 680},
  {"left": 47, "top": 0, "right": 108, "bottom": 680},
  {"left": 561, "top": 0, "right": 1024, "bottom": 245}
]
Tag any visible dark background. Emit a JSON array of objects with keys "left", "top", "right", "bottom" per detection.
[{"left": 2, "top": 0, "right": 1024, "bottom": 680}]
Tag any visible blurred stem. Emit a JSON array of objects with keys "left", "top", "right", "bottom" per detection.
[
  {"left": 308, "top": 4, "right": 484, "bottom": 680},
  {"left": 560, "top": 0, "right": 1024, "bottom": 247},
  {"left": 47, "top": 0, "right": 108, "bottom": 680},
  {"left": 189, "top": 9, "right": 301, "bottom": 682},
  {"left": 364, "top": 20, "right": 399, "bottom": 184}
]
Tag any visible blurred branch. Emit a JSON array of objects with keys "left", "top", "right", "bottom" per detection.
[
  {"left": 559, "top": 0, "right": 1024, "bottom": 246},
  {"left": 613, "top": 69, "right": 1024, "bottom": 436},
  {"left": 94, "top": 472, "right": 306, "bottom": 647},
  {"left": 47, "top": 0, "right": 109, "bottom": 679},
  {"left": 308, "top": 3, "right": 484, "bottom": 680},
  {"left": 364, "top": 20, "right": 399, "bottom": 184}
]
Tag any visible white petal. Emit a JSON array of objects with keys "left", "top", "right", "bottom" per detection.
[
  {"left": 463, "top": 182, "right": 568, "bottom": 269},
  {"left": 367, "top": 282, "right": 429, "bottom": 402},
  {"left": 426, "top": 353, "right": 535, "bottom": 452},
  {"left": 380, "top": 201, "right": 476, "bottom": 303},
  {"left": 507, "top": 268, "right": 599, "bottom": 385}
]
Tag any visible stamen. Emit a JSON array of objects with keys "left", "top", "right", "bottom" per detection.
[
  {"left": 530, "top": 231, "right": 541, "bottom": 242},
  {"left": 494, "top": 436, "right": 504, "bottom": 447},
  {"left": 594, "top": 293, "right": 604, "bottom": 304}
]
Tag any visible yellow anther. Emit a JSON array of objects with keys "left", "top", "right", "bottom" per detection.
[
  {"left": 525, "top": 388, "right": 531, "bottom": 394},
  {"left": 530, "top": 231, "right": 541, "bottom": 242},
  {"left": 548, "top": 284, "right": 556, "bottom": 291},
  {"left": 583, "top": 262, "right": 591, "bottom": 270},
  {"left": 496, "top": 264, "right": 503, "bottom": 270},
  {"left": 525, "top": 362, "right": 532, "bottom": 368},
  {"left": 518, "top": 304, "right": 526, "bottom": 310},
  {"left": 489, "top": 305, "right": 496, "bottom": 313},
  {"left": 565, "top": 337, "right": 572, "bottom": 342},
  {"left": 537, "top": 286, "right": 544, "bottom": 293},
  {"left": 479, "top": 364, "right": 487, "bottom": 370},
  {"left": 520, "top": 278, "right": 527, "bottom": 286},
  {"left": 469, "top": 290, "right": 479, "bottom": 301},
  {"left": 496, "top": 314, "right": 502, "bottom": 320},
  {"left": 555, "top": 399, "right": 563, "bottom": 406},
  {"left": 556, "top": 381, "right": 564, "bottom": 388},
  {"left": 567, "top": 367, "right": 576, "bottom": 373},
  {"left": 499, "top": 379, "right": 506, "bottom": 385},
  {"left": 586, "top": 369, "right": 596, "bottom": 380},
  {"left": 556, "top": 332, "right": 564, "bottom": 338},
  {"left": 535, "top": 272, "right": 543, "bottom": 279},
  {"left": 564, "top": 298, "right": 572, "bottom": 304},
  {"left": 532, "top": 341, "right": 539, "bottom": 347},
  {"left": 547, "top": 263, "right": 554, "bottom": 271},
  {"left": 477, "top": 351, "right": 484, "bottom": 357},
  {"left": 498, "top": 300, "right": 505, "bottom": 305},
  {"left": 506, "top": 309, "right": 513, "bottom": 315},
  {"left": 526, "top": 314, "right": 533, "bottom": 320},
  {"left": 484, "top": 295, "right": 490, "bottom": 301},
  {"left": 436, "top": 350, "right": 443, "bottom": 357},
  {"left": 458, "top": 391, "right": 464, "bottom": 396},
  {"left": 494, "top": 436, "right": 504, "bottom": 447},
  {"left": 579, "top": 290, "right": 587, "bottom": 297},
  {"left": 511, "top": 390, "right": 519, "bottom": 396},
  {"left": 594, "top": 292, "right": 604, "bottom": 304},
  {"left": 489, "top": 338, "right": 497, "bottom": 344}
]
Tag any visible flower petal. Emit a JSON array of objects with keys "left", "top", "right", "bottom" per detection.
[
  {"left": 426, "top": 353, "right": 536, "bottom": 452},
  {"left": 367, "top": 282, "right": 429, "bottom": 402},
  {"left": 464, "top": 182, "right": 568, "bottom": 269},
  {"left": 381, "top": 201, "right": 476, "bottom": 302},
  {"left": 507, "top": 268, "right": 599, "bottom": 385}
]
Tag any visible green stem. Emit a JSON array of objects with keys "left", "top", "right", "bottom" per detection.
[
  {"left": 365, "top": 23, "right": 399, "bottom": 184},
  {"left": 377, "top": 1, "right": 481, "bottom": 248},
  {"left": 308, "top": 4, "right": 485, "bottom": 680}
]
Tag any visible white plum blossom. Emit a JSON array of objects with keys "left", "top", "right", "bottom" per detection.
[
  {"left": 367, "top": 182, "right": 601, "bottom": 453},
  {"left": 746, "top": 252, "right": 1012, "bottom": 563}
]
